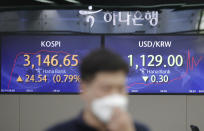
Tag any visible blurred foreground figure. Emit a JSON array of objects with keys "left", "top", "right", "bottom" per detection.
[{"left": 47, "top": 49, "right": 150, "bottom": 131}]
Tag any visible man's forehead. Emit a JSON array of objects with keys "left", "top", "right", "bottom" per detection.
[
  {"left": 94, "top": 71, "right": 126, "bottom": 83},
  {"left": 96, "top": 71, "right": 126, "bottom": 77}
]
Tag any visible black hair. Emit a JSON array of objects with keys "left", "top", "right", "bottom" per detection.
[{"left": 80, "top": 48, "right": 129, "bottom": 82}]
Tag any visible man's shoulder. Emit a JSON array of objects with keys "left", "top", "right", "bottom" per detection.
[
  {"left": 46, "top": 117, "right": 150, "bottom": 131},
  {"left": 46, "top": 118, "right": 79, "bottom": 131},
  {"left": 134, "top": 121, "right": 150, "bottom": 131}
]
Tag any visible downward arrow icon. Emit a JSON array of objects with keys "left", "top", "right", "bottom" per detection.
[{"left": 142, "top": 76, "right": 149, "bottom": 82}]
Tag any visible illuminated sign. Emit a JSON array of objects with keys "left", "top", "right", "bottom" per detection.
[
  {"left": 1, "top": 34, "right": 204, "bottom": 94},
  {"left": 106, "top": 35, "right": 204, "bottom": 94},
  {"left": 1, "top": 35, "right": 100, "bottom": 93},
  {"left": 79, "top": 6, "right": 159, "bottom": 28}
]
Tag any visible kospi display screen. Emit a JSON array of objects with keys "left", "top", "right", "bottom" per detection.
[
  {"left": 1, "top": 35, "right": 101, "bottom": 93},
  {"left": 106, "top": 35, "right": 204, "bottom": 94}
]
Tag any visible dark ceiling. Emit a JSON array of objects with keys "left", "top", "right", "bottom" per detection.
[{"left": 0, "top": 0, "right": 204, "bottom": 10}]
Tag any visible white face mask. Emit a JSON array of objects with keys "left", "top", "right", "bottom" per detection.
[{"left": 91, "top": 94, "right": 128, "bottom": 123}]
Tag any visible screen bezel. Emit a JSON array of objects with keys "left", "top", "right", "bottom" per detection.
[
  {"left": 0, "top": 32, "right": 204, "bottom": 95},
  {"left": 0, "top": 32, "right": 103, "bottom": 95}
]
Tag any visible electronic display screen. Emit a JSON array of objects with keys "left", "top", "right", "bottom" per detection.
[
  {"left": 1, "top": 35, "right": 101, "bottom": 93},
  {"left": 106, "top": 35, "right": 204, "bottom": 94}
]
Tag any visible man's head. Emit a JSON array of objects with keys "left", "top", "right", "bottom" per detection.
[{"left": 80, "top": 48, "right": 129, "bottom": 122}]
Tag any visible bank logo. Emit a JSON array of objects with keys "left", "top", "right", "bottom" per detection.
[{"left": 79, "top": 6, "right": 159, "bottom": 28}]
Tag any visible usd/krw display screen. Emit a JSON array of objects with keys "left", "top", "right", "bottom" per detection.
[
  {"left": 1, "top": 35, "right": 100, "bottom": 93},
  {"left": 106, "top": 35, "right": 204, "bottom": 94}
]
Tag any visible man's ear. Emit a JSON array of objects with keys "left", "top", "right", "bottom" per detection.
[{"left": 79, "top": 81, "right": 89, "bottom": 101}]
